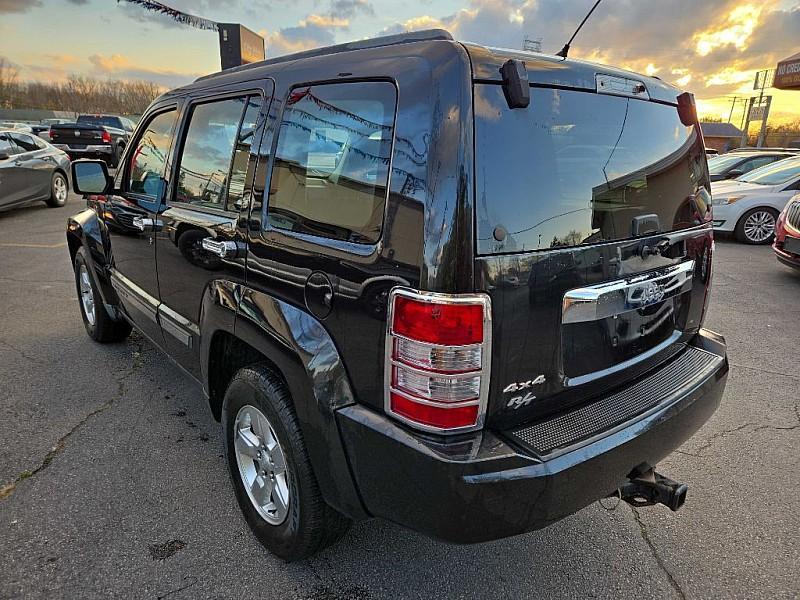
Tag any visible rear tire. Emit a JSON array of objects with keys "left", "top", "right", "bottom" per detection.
[
  {"left": 110, "top": 145, "right": 123, "bottom": 169},
  {"left": 46, "top": 172, "right": 68, "bottom": 208},
  {"left": 222, "top": 364, "right": 351, "bottom": 561},
  {"left": 735, "top": 207, "right": 778, "bottom": 244},
  {"left": 73, "top": 247, "right": 132, "bottom": 343}
]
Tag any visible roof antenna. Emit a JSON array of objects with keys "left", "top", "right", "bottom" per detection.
[{"left": 555, "top": 0, "right": 603, "bottom": 58}]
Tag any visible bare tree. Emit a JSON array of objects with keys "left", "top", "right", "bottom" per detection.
[
  {"left": 0, "top": 58, "right": 21, "bottom": 109},
  {"left": 0, "top": 70, "right": 163, "bottom": 115}
]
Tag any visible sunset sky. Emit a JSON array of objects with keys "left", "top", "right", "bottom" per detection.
[{"left": 1, "top": 0, "right": 798, "bottom": 125}]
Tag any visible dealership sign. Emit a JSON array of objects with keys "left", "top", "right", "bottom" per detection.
[
  {"left": 774, "top": 52, "right": 800, "bottom": 90},
  {"left": 219, "top": 23, "right": 266, "bottom": 70}
]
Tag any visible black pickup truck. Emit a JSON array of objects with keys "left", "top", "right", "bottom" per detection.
[
  {"left": 50, "top": 114, "right": 134, "bottom": 167},
  {"left": 66, "top": 30, "right": 728, "bottom": 561}
]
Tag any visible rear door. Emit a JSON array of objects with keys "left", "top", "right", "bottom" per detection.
[
  {"left": 473, "top": 83, "right": 713, "bottom": 429},
  {"left": 7, "top": 132, "right": 51, "bottom": 201},
  {"left": 154, "top": 82, "right": 273, "bottom": 377}
]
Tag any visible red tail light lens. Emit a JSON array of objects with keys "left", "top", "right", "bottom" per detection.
[
  {"left": 101, "top": 130, "right": 112, "bottom": 143},
  {"left": 390, "top": 393, "right": 480, "bottom": 429},
  {"left": 393, "top": 295, "right": 483, "bottom": 345},
  {"left": 385, "top": 289, "right": 491, "bottom": 434}
]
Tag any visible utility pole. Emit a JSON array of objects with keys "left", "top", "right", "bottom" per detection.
[{"left": 727, "top": 96, "right": 737, "bottom": 123}]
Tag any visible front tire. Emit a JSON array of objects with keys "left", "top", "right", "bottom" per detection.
[
  {"left": 73, "top": 247, "right": 132, "bottom": 343},
  {"left": 46, "top": 172, "right": 68, "bottom": 208},
  {"left": 735, "top": 207, "right": 778, "bottom": 244},
  {"left": 222, "top": 365, "right": 350, "bottom": 561}
]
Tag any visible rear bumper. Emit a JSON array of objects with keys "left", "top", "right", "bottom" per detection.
[
  {"left": 337, "top": 329, "right": 727, "bottom": 543},
  {"left": 53, "top": 144, "right": 112, "bottom": 156}
]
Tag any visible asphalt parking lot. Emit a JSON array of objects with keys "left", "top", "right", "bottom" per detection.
[{"left": 0, "top": 193, "right": 798, "bottom": 600}]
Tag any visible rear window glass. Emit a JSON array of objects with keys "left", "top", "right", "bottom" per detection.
[
  {"left": 77, "top": 115, "right": 120, "bottom": 129},
  {"left": 736, "top": 157, "right": 800, "bottom": 185},
  {"left": 475, "top": 85, "right": 708, "bottom": 254}
]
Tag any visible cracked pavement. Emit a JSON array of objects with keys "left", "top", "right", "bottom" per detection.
[{"left": 1, "top": 197, "right": 798, "bottom": 599}]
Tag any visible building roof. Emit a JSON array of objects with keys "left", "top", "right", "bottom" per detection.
[{"left": 700, "top": 122, "right": 743, "bottom": 138}]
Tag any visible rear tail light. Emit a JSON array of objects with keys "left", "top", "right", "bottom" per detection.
[
  {"left": 385, "top": 288, "right": 491, "bottom": 434},
  {"left": 101, "top": 130, "right": 112, "bottom": 143}
]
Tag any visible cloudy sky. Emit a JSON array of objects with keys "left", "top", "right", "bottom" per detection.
[{"left": 1, "top": 0, "right": 799, "bottom": 124}]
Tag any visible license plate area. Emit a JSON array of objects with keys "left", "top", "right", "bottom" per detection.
[{"left": 784, "top": 236, "right": 800, "bottom": 256}]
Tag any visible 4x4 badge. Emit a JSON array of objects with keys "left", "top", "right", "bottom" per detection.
[
  {"left": 504, "top": 375, "right": 546, "bottom": 409},
  {"left": 503, "top": 375, "right": 546, "bottom": 394}
]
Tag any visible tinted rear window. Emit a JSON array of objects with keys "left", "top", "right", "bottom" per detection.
[
  {"left": 475, "top": 85, "right": 709, "bottom": 254},
  {"left": 77, "top": 115, "right": 120, "bottom": 129}
]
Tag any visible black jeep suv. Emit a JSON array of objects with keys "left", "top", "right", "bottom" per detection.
[{"left": 66, "top": 30, "right": 728, "bottom": 561}]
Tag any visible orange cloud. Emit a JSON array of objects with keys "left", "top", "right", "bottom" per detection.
[
  {"left": 301, "top": 14, "right": 349, "bottom": 29},
  {"left": 694, "top": 4, "right": 762, "bottom": 56}
]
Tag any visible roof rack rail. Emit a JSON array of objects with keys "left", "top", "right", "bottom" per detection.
[{"left": 195, "top": 29, "right": 454, "bottom": 83}]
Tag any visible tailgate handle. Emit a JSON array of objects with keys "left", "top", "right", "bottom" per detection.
[{"left": 562, "top": 260, "right": 695, "bottom": 324}]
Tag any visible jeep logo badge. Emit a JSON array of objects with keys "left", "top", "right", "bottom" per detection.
[{"left": 641, "top": 281, "right": 665, "bottom": 304}]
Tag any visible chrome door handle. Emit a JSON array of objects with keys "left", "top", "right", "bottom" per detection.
[
  {"left": 132, "top": 217, "right": 162, "bottom": 232},
  {"left": 201, "top": 237, "right": 242, "bottom": 258}
]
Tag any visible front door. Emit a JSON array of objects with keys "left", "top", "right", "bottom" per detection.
[
  {"left": 104, "top": 106, "right": 179, "bottom": 344},
  {"left": 155, "top": 85, "right": 272, "bottom": 377}
]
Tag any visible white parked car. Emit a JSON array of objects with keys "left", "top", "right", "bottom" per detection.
[
  {"left": 711, "top": 156, "right": 800, "bottom": 244},
  {"left": 0, "top": 122, "right": 34, "bottom": 134}
]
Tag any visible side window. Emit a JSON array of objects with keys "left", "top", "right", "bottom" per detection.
[
  {"left": 175, "top": 97, "right": 247, "bottom": 209},
  {"left": 227, "top": 97, "right": 263, "bottom": 210},
  {"left": 0, "top": 134, "right": 18, "bottom": 155},
  {"left": 128, "top": 110, "right": 177, "bottom": 198},
  {"left": 267, "top": 82, "right": 397, "bottom": 244},
  {"left": 9, "top": 133, "right": 38, "bottom": 152},
  {"left": 741, "top": 156, "right": 775, "bottom": 173}
]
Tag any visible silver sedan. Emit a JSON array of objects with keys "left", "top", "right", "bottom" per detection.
[{"left": 0, "top": 129, "right": 71, "bottom": 211}]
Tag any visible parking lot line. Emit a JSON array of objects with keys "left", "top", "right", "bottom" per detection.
[{"left": 0, "top": 242, "right": 67, "bottom": 249}]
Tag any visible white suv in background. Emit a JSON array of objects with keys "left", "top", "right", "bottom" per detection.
[{"left": 711, "top": 156, "right": 800, "bottom": 244}]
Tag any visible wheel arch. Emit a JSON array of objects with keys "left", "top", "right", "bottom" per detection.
[
  {"left": 199, "top": 284, "right": 368, "bottom": 520},
  {"left": 66, "top": 208, "right": 121, "bottom": 309}
]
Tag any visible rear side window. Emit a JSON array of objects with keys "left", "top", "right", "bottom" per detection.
[
  {"left": 128, "top": 110, "right": 177, "bottom": 198},
  {"left": 0, "top": 133, "right": 18, "bottom": 155},
  {"left": 227, "top": 97, "right": 262, "bottom": 210},
  {"left": 8, "top": 133, "right": 38, "bottom": 152},
  {"left": 266, "top": 82, "right": 397, "bottom": 244},
  {"left": 175, "top": 97, "right": 249, "bottom": 209},
  {"left": 474, "top": 85, "right": 708, "bottom": 254}
]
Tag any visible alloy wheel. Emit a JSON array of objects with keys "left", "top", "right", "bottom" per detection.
[
  {"left": 78, "top": 264, "right": 96, "bottom": 326},
  {"left": 743, "top": 210, "right": 775, "bottom": 243},
  {"left": 233, "top": 405, "right": 290, "bottom": 525},
  {"left": 54, "top": 175, "right": 68, "bottom": 204}
]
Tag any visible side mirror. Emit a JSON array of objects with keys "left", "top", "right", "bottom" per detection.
[
  {"left": 728, "top": 169, "right": 744, "bottom": 178},
  {"left": 0, "top": 151, "right": 10, "bottom": 161},
  {"left": 71, "top": 160, "right": 111, "bottom": 195}
]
